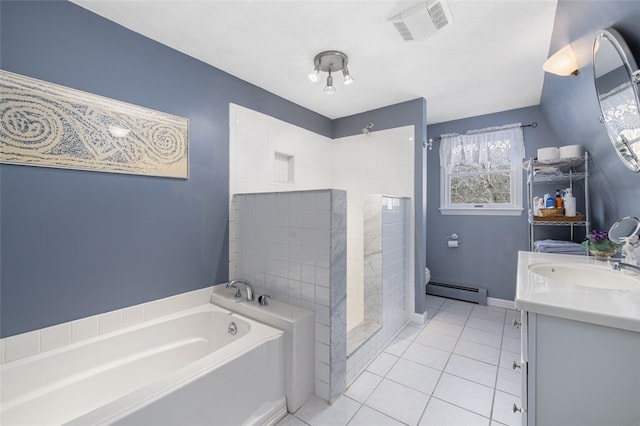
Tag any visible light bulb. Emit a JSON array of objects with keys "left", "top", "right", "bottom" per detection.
[
  {"left": 308, "top": 65, "right": 320, "bottom": 82},
  {"left": 323, "top": 73, "right": 335, "bottom": 94},
  {"left": 342, "top": 66, "right": 354, "bottom": 85}
]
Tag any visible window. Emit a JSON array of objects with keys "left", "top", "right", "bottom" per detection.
[
  {"left": 439, "top": 123, "right": 524, "bottom": 216},
  {"left": 600, "top": 83, "right": 640, "bottom": 163}
]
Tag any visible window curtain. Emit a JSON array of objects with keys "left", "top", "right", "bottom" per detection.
[{"left": 439, "top": 123, "right": 525, "bottom": 173}]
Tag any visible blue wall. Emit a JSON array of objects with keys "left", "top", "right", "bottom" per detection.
[
  {"left": 0, "top": 1, "right": 428, "bottom": 337},
  {"left": 0, "top": 0, "right": 334, "bottom": 338},
  {"left": 426, "top": 106, "right": 561, "bottom": 301},
  {"left": 540, "top": 0, "right": 640, "bottom": 230}
]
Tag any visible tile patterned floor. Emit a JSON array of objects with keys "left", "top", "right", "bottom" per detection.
[{"left": 278, "top": 296, "right": 523, "bottom": 426}]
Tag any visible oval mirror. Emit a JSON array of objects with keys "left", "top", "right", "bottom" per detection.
[
  {"left": 609, "top": 216, "right": 640, "bottom": 244},
  {"left": 593, "top": 28, "right": 640, "bottom": 172}
]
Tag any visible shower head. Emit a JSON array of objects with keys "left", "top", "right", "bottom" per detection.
[{"left": 361, "top": 122, "right": 374, "bottom": 134}]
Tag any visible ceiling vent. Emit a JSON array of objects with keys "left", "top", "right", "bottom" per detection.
[{"left": 389, "top": 0, "right": 453, "bottom": 42}]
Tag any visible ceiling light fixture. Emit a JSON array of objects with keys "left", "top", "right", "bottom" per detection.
[
  {"left": 543, "top": 44, "right": 579, "bottom": 76},
  {"left": 309, "top": 50, "right": 354, "bottom": 94}
]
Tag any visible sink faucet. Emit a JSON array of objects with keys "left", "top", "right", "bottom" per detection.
[
  {"left": 611, "top": 262, "right": 640, "bottom": 275},
  {"left": 225, "top": 279, "right": 255, "bottom": 301}
]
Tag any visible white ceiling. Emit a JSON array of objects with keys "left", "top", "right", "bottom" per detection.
[{"left": 71, "top": 0, "right": 558, "bottom": 124}]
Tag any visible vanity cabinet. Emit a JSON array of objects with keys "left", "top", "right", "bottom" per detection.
[
  {"left": 517, "top": 310, "right": 640, "bottom": 426},
  {"left": 526, "top": 152, "right": 590, "bottom": 251}
]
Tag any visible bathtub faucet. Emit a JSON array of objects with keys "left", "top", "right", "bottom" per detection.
[{"left": 226, "top": 279, "right": 255, "bottom": 301}]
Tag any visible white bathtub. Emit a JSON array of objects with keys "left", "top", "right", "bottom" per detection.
[{"left": 0, "top": 304, "right": 286, "bottom": 425}]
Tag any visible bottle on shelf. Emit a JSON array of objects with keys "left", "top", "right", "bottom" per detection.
[
  {"left": 555, "top": 190, "right": 564, "bottom": 209},
  {"left": 564, "top": 188, "right": 576, "bottom": 217},
  {"left": 545, "top": 193, "right": 554, "bottom": 208}
]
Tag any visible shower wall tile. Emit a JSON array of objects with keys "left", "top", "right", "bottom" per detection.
[
  {"left": 316, "top": 342, "right": 330, "bottom": 364},
  {"left": 364, "top": 195, "right": 383, "bottom": 324},
  {"left": 229, "top": 104, "right": 332, "bottom": 197},
  {"left": 381, "top": 197, "right": 410, "bottom": 344},
  {"left": 329, "top": 189, "right": 347, "bottom": 400},
  {"left": 315, "top": 380, "right": 330, "bottom": 401},
  {"left": 232, "top": 189, "right": 347, "bottom": 402},
  {"left": 316, "top": 323, "right": 330, "bottom": 345},
  {"left": 331, "top": 127, "right": 415, "bottom": 331},
  {"left": 347, "top": 196, "right": 410, "bottom": 382},
  {"left": 346, "top": 328, "right": 384, "bottom": 384}
]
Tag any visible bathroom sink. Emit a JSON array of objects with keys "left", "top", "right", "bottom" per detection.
[{"left": 528, "top": 263, "right": 640, "bottom": 290}]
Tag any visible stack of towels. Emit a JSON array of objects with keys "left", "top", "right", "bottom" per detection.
[
  {"left": 533, "top": 166, "right": 563, "bottom": 177},
  {"left": 534, "top": 239, "right": 585, "bottom": 255}
]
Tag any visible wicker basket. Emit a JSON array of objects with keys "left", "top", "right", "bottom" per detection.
[
  {"left": 534, "top": 214, "right": 583, "bottom": 222},
  {"left": 538, "top": 207, "right": 564, "bottom": 217}
]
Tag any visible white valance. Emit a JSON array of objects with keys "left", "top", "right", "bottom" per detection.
[
  {"left": 600, "top": 83, "right": 640, "bottom": 154},
  {"left": 439, "top": 123, "right": 525, "bottom": 173}
]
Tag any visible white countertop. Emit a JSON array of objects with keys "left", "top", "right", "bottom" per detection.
[{"left": 516, "top": 251, "right": 640, "bottom": 332}]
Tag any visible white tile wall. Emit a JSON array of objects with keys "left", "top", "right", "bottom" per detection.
[
  {"left": 232, "top": 191, "right": 333, "bottom": 302},
  {"left": 229, "top": 104, "right": 332, "bottom": 197},
  {"left": 1, "top": 286, "right": 215, "bottom": 364},
  {"left": 122, "top": 305, "right": 145, "bottom": 328},
  {"left": 4, "top": 331, "right": 39, "bottom": 363},
  {"left": 40, "top": 323, "right": 71, "bottom": 353},
  {"left": 232, "top": 189, "right": 347, "bottom": 401},
  {"left": 98, "top": 311, "right": 123, "bottom": 335},
  {"left": 228, "top": 104, "right": 415, "bottom": 334},
  {"left": 346, "top": 329, "right": 384, "bottom": 384},
  {"left": 382, "top": 197, "right": 410, "bottom": 344},
  {"left": 331, "top": 129, "right": 414, "bottom": 331},
  {"left": 346, "top": 196, "right": 410, "bottom": 384}
]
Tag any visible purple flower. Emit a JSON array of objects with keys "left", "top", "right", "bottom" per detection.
[{"left": 586, "top": 230, "right": 609, "bottom": 243}]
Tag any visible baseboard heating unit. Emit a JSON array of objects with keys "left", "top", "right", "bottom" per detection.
[{"left": 426, "top": 281, "right": 487, "bottom": 305}]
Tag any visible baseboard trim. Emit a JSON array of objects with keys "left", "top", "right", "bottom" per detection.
[
  {"left": 487, "top": 297, "right": 515, "bottom": 310},
  {"left": 409, "top": 311, "right": 428, "bottom": 325}
]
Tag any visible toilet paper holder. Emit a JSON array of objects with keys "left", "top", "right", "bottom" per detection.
[{"left": 446, "top": 234, "right": 459, "bottom": 248}]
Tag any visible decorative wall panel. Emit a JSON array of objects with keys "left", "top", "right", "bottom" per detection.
[{"left": 0, "top": 70, "right": 188, "bottom": 178}]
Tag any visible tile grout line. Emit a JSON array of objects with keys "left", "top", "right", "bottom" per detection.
[
  {"left": 428, "top": 303, "right": 514, "bottom": 424},
  {"left": 489, "top": 311, "right": 507, "bottom": 422},
  {"left": 341, "top": 321, "right": 415, "bottom": 425},
  {"left": 349, "top": 401, "right": 413, "bottom": 426},
  {"left": 416, "top": 302, "right": 475, "bottom": 425}
]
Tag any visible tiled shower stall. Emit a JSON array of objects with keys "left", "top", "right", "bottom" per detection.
[
  {"left": 346, "top": 195, "right": 410, "bottom": 383},
  {"left": 228, "top": 104, "right": 416, "bottom": 399}
]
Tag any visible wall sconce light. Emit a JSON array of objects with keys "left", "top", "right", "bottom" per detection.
[
  {"left": 543, "top": 44, "right": 579, "bottom": 76},
  {"left": 308, "top": 50, "right": 354, "bottom": 94}
]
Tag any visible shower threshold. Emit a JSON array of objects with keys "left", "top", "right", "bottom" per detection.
[{"left": 346, "top": 320, "right": 382, "bottom": 357}]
